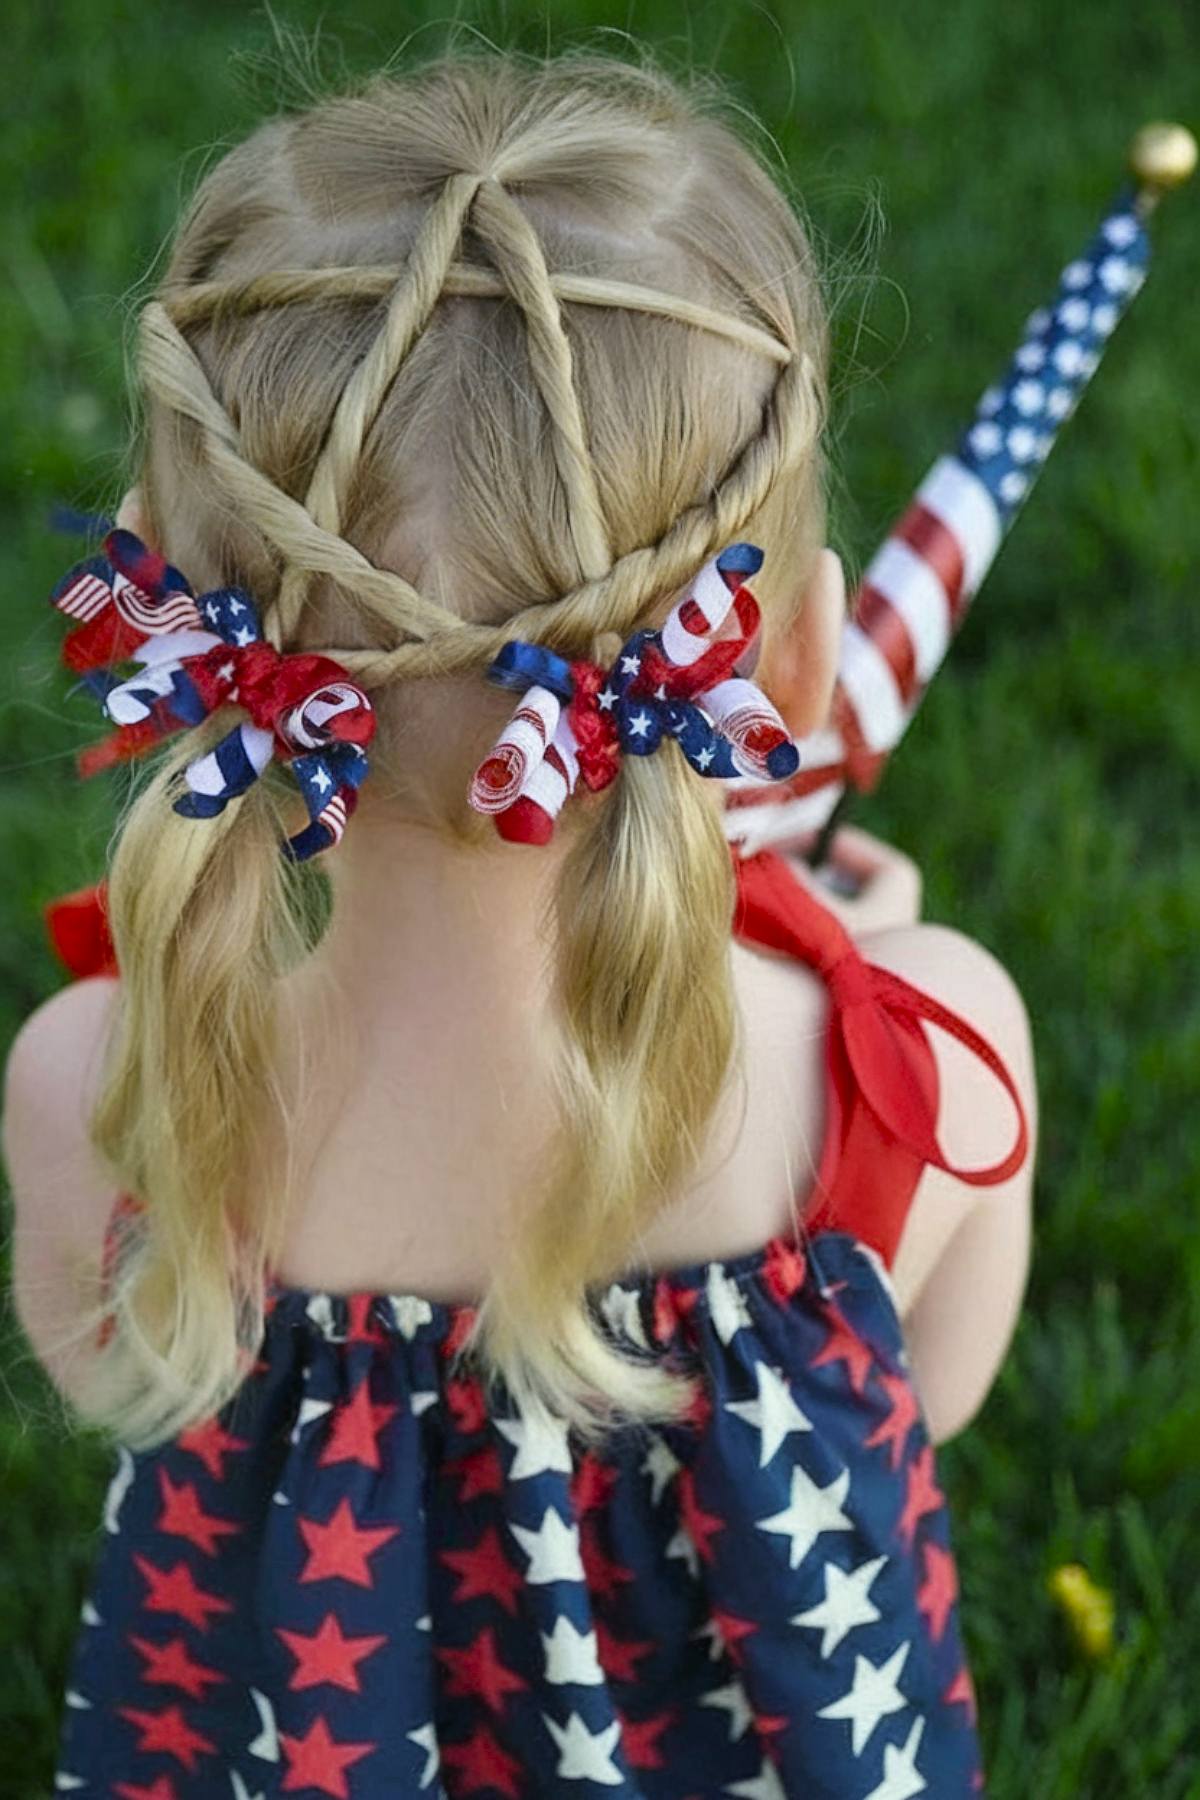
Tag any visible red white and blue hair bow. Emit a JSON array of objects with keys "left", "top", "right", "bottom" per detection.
[
  {"left": 50, "top": 529, "right": 375, "bottom": 862},
  {"left": 467, "top": 542, "right": 800, "bottom": 844}
]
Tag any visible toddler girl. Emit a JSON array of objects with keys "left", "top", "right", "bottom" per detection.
[{"left": 5, "top": 47, "right": 1035, "bottom": 1798}]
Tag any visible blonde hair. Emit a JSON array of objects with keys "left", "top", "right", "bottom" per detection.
[{"left": 65, "top": 44, "right": 831, "bottom": 1448}]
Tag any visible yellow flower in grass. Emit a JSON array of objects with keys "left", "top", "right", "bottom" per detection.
[{"left": 1048, "top": 1563, "right": 1115, "bottom": 1660}]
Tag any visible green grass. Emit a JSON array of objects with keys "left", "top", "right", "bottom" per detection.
[{"left": 2, "top": 2, "right": 1198, "bottom": 1794}]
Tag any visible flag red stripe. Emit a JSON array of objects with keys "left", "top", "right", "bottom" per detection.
[
  {"left": 854, "top": 586, "right": 919, "bottom": 706},
  {"left": 893, "top": 503, "right": 968, "bottom": 623}
]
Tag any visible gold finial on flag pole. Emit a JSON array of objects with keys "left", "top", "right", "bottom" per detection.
[{"left": 1129, "top": 122, "right": 1197, "bottom": 215}]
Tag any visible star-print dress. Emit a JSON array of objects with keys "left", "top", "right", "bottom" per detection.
[{"left": 53, "top": 847, "right": 1030, "bottom": 1799}]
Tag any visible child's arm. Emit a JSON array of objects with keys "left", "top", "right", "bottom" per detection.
[
  {"left": 2, "top": 977, "right": 121, "bottom": 1406},
  {"left": 855, "top": 923, "right": 1038, "bottom": 1444}
]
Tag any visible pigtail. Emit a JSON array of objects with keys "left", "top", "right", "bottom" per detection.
[
  {"left": 71, "top": 714, "right": 315, "bottom": 1447},
  {"left": 475, "top": 743, "right": 740, "bottom": 1429}
]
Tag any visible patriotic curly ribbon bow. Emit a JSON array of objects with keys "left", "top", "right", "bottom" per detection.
[
  {"left": 467, "top": 542, "right": 801, "bottom": 845},
  {"left": 49, "top": 529, "right": 376, "bottom": 862}
]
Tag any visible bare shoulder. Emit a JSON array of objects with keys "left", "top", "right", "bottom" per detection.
[
  {"left": 844, "top": 921, "right": 1040, "bottom": 1441},
  {"left": 853, "top": 920, "right": 1038, "bottom": 1318},
  {"left": 2, "top": 977, "right": 122, "bottom": 1380}
]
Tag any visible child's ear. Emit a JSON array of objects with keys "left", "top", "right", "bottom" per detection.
[
  {"left": 761, "top": 547, "right": 846, "bottom": 738},
  {"left": 114, "top": 484, "right": 150, "bottom": 541}
]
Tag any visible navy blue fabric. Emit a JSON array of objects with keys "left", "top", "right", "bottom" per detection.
[{"left": 55, "top": 1230, "right": 985, "bottom": 1797}]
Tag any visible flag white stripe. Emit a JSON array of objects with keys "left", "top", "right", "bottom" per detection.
[
  {"left": 862, "top": 537, "right": 953, "bottom": 683},
  {"left": 838, "top": 621, "right": 907, "bottom": 754},
  {"left": 917, "top": 456, "right": 1002, "bottom": 600}
]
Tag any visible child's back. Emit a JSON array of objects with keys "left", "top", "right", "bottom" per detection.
[
  {"left": 3, "top": 48, "right": 1035, "bottom": 1799},
  {"left": 11, "top": 842, "right": 1032, "bottom": 1796}
]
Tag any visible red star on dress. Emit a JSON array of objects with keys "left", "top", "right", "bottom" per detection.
[
  {"left": 618, "top": 1706, "right": 674, "bottom": 1769},
  {"left": 155, "top": 1468, "right": 242, "bottom": 1556},
  {"left": 174, "top": 1417, "right": 251, "bottom": 1481},
  {"left": 712, "top": 1609, "right": 758, "bottom": 1664},
  {"left": 113, "top": 1779, "right": 179, "bottom": 1800},
  {"left": 127, "top": 1633, "right": 228, "bottom": 1701},
  {"left": 763, "top": 1237, "right": 808, "bottom": 1304},
  {"left": 571, "top": 1451, "right": 619, "bottom": 1516},
  {"left": 344, "top": 1292, "right": 390, "bottom": 1344},
  {"left": 440, "top": 1723, "right": 523, "bottom": 1799},
  {"left": 437, "top": 1626, "right": 528, "bottom": 1716},
  {"left": 440, "top": 1526, "right": 525, "bottom": 1617},
  {"left": 580, "top": 1520, "right": 637, "bottom": 1600},
  {"left": 116, "top": 1703, "right": 216, "bottom": 1773},
  {"left": 897, "top": 1445, "right": 946, "bottom": 1548},
  {"left": 133, "top": 1555, "right": 235, "bottom": 1633},
  {"left": 276, "top": 1612, "right": 387, "bottom": 1693},
  {"left": 297, "top": 1497, "right": 400, "bottom": 1588},
  {"left": 446, "top": 1374, "right": 488, "bottom": 1435},
  {"left": 442, "top": 1306, "right": 479, "bottom": 1360},
  {"left": 810, "top": 1302, "right": 874, "bottom": 1396},
  {"left": 445, "top": 1444, "right": 506, "bottom": 1502},
  {"left": 944, "top": 1663, "right": 978, "bottom": 1721},
  {"left": 677, "top": 1469, "right": 725, "bottom": 1564},
  {"left": 317, "top": 1377, "right": 400, "bottom": 1471},
  {"left": 917, "top": 1540, "right": 959, "bottom": 1642},
  {"left": 596, "top": 1621, "right": 655, "bottom": 1683},
  {"left": 864, "top": 1370, "right": 922, "bottom": 1470},
  {"left": 684, "top": 1378, "right": 713, "bottom": 1431},
  {"left": 652, "top": 1276, "right": 699, "bottom": 1345},
  {"left": 279, "top": 1714, "right": 377, "bottom": 1798}
]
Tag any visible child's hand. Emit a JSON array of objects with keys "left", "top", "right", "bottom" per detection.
[{"left": 780, "top": 824, "right": 923, "bottom": 936}]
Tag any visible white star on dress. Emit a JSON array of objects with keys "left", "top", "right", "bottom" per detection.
[
  {"left": 619, "top": 654, "right": 641, "bottom": 675},
  {"left": 726, "top": 1361, "right": 812, "bottom": 1466},
  {"left": 388, "top": 1295, "right": 434, "bottom": 1339},
  {"left": 699, "top": 1681, "right": 755, "bottom": 1740},
  {"left": 706, "top": 1264, "right": 753, "bottom": 1344},
  {"left": 665, "top": 1526, "right": 700, "bottom": 1580},
  {"left": 695, "top": 745, "right": 715, "bottom": 769},
  {"left": 724, "top": 1762, "right": 788, "bottom": 1799},
  {"left": 862, "top": 1714, "right": 927, "bottom": 1800},
  {"left": 311, "top": 765, "right": 332, "bottom": 794},
  {"left": 654, "top": 682, "right": 668, "bottom": 699},
  {"left": 217, "top": 661, "right": 236, "bottom": 683},
  {"left": 757, "top": 1464, "right": 853, "bottom": 1570},
  {"left": 597, "top": 685, "right": 617, "bottom": 710},
  {"left": 627, "top": 711, "right": 652, "bottom": 737},
  {"left": 234, "top": 625, "right": 255, "bottom": 647},
  {"left": 543, "top": 1712, "right": 624, "bottom": 1785},
  {"left": 230, "top": 1775, "right": 267, "bottom": 1800},
  {"left": 641, "top": 1436, "right": 681, "bottom": 1504},
  {"left": 411, "top": 1390, "right": 438, "bottom": 1416},
  {"left": 495, "top": 1409, "right": 573, "bottom": 1480},
  {"left": 790, "top": 1553, "right": 888, "bottom": 1656},
  {"left": 407, "top": 1722, "right": 440, "bottom": 1788},
  {"left": 541, "top": 1617, "right": 606, "bottom": 1686},
  {"left": 247, "top": 1687, "right": 280, "bottom": 1761},
  {"left": 63, "top": 1690, "right": 91, "bottom": 1710},
  {"left": 227, "top": 596, "right": 245, "bottom": 614},
  {"left": 816, "top": 1641, "right": 910, "bottom": 1756},
  {"left": 80, "top": 1600, "right": 102, "bottom": 1627},
  {"left": 511, "top": 1508, "right": 586, "bottom": 1584},
  {"left": 290, "top": 1397, "right": 333, "bottom": 1444}
]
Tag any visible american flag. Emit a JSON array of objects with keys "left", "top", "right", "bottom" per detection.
[{"left": 723, "top": 184, "right": 1152, "bottom": 858}]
